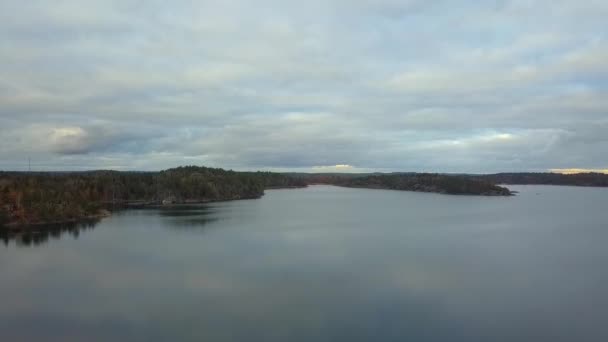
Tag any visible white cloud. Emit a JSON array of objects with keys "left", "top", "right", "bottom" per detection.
[{"left": 312, "top": 165, "right": 357, "bottom": 173}]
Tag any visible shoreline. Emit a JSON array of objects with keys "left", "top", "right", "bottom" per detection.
[
  {"left": 1, "top": 186, "right": 308, "bottom": 230},
  {"left": 1, "top": 184, "right": 512, "bottom": 230},
  {"left": 337, "top": 184, "right": 514, "bottom": 196},
  {"left": 3, "top": 210, "right": 112, "bottom": 231}
]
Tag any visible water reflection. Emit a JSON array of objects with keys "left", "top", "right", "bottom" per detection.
[
  {"left": 0, "top": 220, "right": 100, "bottom": 247},
  {"left": 2, "top": 186, "right": 608, "bottom": 341},
  {"left": 157, "top": 206, "right": 217, "bottom": 217},
  {"left": 156, "top": 206, "right": 221, "bottom": 229},
  {"left": 1, "top": 205, "right": 222, "bottom": 248}
]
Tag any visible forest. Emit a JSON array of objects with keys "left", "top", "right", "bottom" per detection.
[
  {"left": 475, "top": 173, "right": 608, "bottom": 187},
  {"left": 294, "top": 172, "right": 608, "bottom": 189},
  {"left": 0, "top": 166, "right": 306, "bottom": 228},
  {"left": 334, "top": 173, "right": 513, "bottom": 196},
  {"left": 3, "top": 167, "right": 606, "bottom": 229}
]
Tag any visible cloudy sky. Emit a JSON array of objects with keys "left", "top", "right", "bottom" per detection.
[{"left": 1, "top": 0, "right": 607, "bottom": 173}]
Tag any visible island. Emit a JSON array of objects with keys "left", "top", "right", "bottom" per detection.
[{"left": 332, "top": 173, "right": 513, "bottom": 196}]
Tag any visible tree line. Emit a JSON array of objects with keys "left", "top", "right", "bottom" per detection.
[
  {"left": 333, "top": 173, "right": 513, "bottom": 196},
  {"left": 3, "top": 167, "right": 605, "bottom": 228},
  {"left": 0, "top": 166, "right": 306, "bottom": 227},
  {"left": 474, "top": 173, "right": 608, "bottom": 187}
]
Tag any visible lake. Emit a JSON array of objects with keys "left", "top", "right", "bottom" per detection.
[{"left": 1, "top": 185, "right": 608, "bottom": 341}]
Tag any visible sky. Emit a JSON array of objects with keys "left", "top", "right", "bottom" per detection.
[{"left": 1, "top": 0, "right": 607, "bottom": 173}]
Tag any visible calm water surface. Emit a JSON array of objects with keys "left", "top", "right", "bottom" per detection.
[{"left": 1, "top": 185, "right": 608, "bottom": 341}]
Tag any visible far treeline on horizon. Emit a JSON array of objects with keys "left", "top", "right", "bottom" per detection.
[{"left": 1, "top": 166, "right": 608, "bottom": 229}]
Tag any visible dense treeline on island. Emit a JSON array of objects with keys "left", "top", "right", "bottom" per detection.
[
  {"left": 475, "top": 173, "right": 608, "bottom": 187},
  {"left": 0, "top": 166, "right": 305, "bottom": 228},
  {"left": 291, "top": 172, "right": 608, "bottom": 188},
  {"left": 332, "top": 173, "right": 513, "bottom": 196}
]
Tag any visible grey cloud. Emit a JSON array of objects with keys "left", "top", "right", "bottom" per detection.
[{"left": 0, "top": 0, "right": 606, "bottom": 172}]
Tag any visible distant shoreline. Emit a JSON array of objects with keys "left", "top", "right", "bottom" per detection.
[
  {"left": 3, "top": 167, "right": 607, "bottom": 230},
  {"left": 338, "top": 184, "right": 514, "bottom": 196}
]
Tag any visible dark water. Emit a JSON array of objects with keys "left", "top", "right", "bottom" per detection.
[{"left": 1, "top": 185, "right": 608, "bottom": 342}]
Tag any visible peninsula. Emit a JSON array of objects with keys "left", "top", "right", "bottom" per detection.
[{"left": 335, "top": 173, "right": 513, "bottom": 196}]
